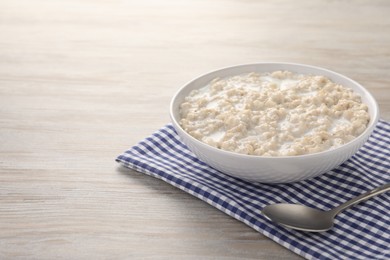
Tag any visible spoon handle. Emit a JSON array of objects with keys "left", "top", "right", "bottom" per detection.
[{"left": 330, "top": 183, "right": 390, "bottom": 216}]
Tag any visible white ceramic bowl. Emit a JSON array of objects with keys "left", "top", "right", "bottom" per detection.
[{"left": 170, "top": 63, "right": 379, "bottom": 183}]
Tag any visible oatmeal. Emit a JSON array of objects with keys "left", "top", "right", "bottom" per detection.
[{"left": 179, "top": 71, "right": 370, "bottom": 156}]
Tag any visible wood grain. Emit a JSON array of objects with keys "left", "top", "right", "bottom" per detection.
[{"left": 0, "top": 0, "right": 389, "bottom": 259}]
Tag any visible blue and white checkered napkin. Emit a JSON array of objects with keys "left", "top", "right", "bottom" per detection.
[{"left": 116, "top": 120, "right": 390, "bottom": 260}]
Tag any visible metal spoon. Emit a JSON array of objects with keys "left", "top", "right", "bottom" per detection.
[{"left": 261, "top": 183, "right": 390, "bottom": 232}]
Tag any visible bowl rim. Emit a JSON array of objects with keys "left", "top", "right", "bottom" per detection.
[{"left": 169, "top": 62, "right": 380, "bottom": 160}]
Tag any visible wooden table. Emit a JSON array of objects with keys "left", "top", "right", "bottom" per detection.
[{"left": 1, "top": 0, "right": 389, "bottom": 259}]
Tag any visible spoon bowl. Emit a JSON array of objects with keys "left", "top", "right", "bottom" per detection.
[{"left": 262, "top": 204, "right": 334, "bottom": 232}]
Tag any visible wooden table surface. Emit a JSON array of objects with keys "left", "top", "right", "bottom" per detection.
[{"left": 1, "top": 0, "right": 389, "bottom": 259}]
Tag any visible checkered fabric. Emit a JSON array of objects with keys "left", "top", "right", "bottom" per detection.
[{"left": 116, "top": 120, "right": 390, "bottom": 260}]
